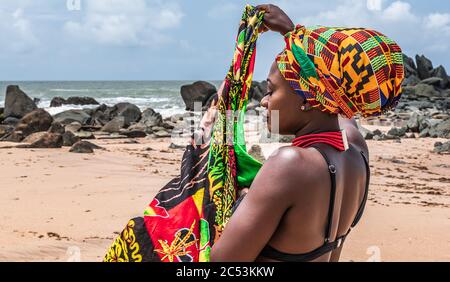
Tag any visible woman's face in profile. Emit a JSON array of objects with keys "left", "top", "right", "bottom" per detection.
[{"left": 260, "top": 61, "right": 305, "bottom": 135}]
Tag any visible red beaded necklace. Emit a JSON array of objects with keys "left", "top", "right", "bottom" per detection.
[{"left": 291, "top": 130, "right": 349, "bottom": 151}]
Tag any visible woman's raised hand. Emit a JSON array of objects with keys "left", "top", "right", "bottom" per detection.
[{"left": 256, "top": 4, "right": 295, "bottom": 35}]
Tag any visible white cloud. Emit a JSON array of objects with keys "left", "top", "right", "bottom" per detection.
[
  {"left": 382, "top": 1, "right": 417, "bottom": 22},
  {"left": 424, "top": 13, "right": 450, "bottom": 30},
  {"left": 64, "top": 0, "right": 183, "bottom": 46},
  {"left": 0, "top": 8, "right": 38, "bottom": 53},
  {"left": 367, "top": 0, "right": 383, "bottom": 11}
]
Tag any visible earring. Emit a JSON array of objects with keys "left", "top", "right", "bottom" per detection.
[{"left": 300, "top": 105, "right": 306, "bottom": 111}]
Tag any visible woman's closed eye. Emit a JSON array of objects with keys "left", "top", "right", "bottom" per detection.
[{"left": 265, "top": 91, "right": 273, "bottom": 97}]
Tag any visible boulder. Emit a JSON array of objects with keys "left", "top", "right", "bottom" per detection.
[
  {"left": 137, "top": 108, "right": 163, "bottom": 131},
  {"left": 89, "top": 104, "right": 112, "bottom": 126},
  {"left": 22, "top": 132, "right": 63, "bottom": 148},
  {"left": 180, "top": 81, "right": 217, "bottom": 111},
  {"left": 434, "top": 141, "right": 450, "bottom": 154},
  {"left": 387, "top": 127, "right": 407, "bottom": 138},
  {"left": 358, "top": 126, "right": 375, "bottom": 140},
  {"left": 12, "top": 109, "right": 53, "bottom": 140},
  {"left": 109, "top": 103, "right": 142, "bottom": 127},
  {"left": 428, "top": 118, "right": 450, "bottom": 138},
  {"left": 75, "top": 131, "right": 95, "bottom": 140},
  {"left": 2, "top": 117, "right": 20, "bottom": 126},
  {"left": 431, "top": 65, "right": 450, "bottom": 89},
  {"left": 69, "top": 141, "right": 102, "bottom": 154},
  {"left": 101, "top": 116, "right": 125, "bottom": 133},
  {"left": 62, "top": 131, "right": 80, "bottom": 147},
  {"left": 402, "top": 84, "right": 440, "bottom": 100},
  {"left": 420, "top": 77, "right": 444, "bottom": 88},
  {"left": 3, "top": 85, "right": 37, "bottom": 118},
  {"left": 415, "top": 55, "right": 433, "bottom": 80},
  {"left": 65, "top": 122, "right": 82, "bottom": 133},
  {"left": 53, "top": 110, "right": 91, "bottom": 125},
  {"left": 406, "top": 112, "right": 425, "bottom": 132},
  {"left": 249, "top": 81, "right": 268, "bottom": 102},
  {"left": 48, "top": 122, "right": 65, "bottom": 134},
  {"left": 153, "top": 130, "right": 171, "bottom": 138},
  {"left": 0, "top": 125, "right": 13, "bottom": 139},
  {"left": 121, "top": 130, "right": 147, "bottom": 138},
  {"left": 50, "top": 96, "right": 99, "bottom": 107}
]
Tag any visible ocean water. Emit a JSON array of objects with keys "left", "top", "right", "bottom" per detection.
[{"left": 0, "top": 81, "right": 222, "bottom": 118}]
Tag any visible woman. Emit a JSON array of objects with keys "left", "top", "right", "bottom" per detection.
[{"left": 210, "top": 4, "right": 404, "bottom": 262}]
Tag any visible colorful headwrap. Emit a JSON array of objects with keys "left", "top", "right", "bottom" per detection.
[{"left": 277, "top": 25, "right": 405, "bottom": 118}]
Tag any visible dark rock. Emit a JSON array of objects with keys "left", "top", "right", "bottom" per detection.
[
  {"left": 62, "top": 131, "right": 80, "bottom": 147},
  {"left": 50, "top": 96, "right": 99, "bottom": 107},
  {"left": 65, "top": 122, "right": 82, "bottom": 133},
  {"left": 137, "top": 108, "right": 163, "bottom": 131},
  {"left": 153, "top": 130, "right": 171, "bottom": 138},
  {"left": 180, "top": 81, "right": 217, "bottom": 111},
  {"left": 121, "top": 130, "right": 147, "bottom": 138},
  {"left": 387, "top": 127, "right": 407, "bottom": 138},
  {"left": 4, "top": 85, "right": 37, "bottom": 118},
  {"left": 249, "top": 81, "right": 268, "bottom": 102},
  {"left": 3, "top": 131, "right": 24, "bottom": 142},
  {"left": 33, "top": 98, "right": 41, "bottom": 105},
  {"left": 3, "top": 117, "right": 20, "bottom": 126},
  {"left": 248, "top": 144, "right": 265, "bottom": 163},
  {"left": 109, "top": 103, "right": 141, "bottom": 127},
  {"left": 402, "top": 75, "right": 420, "bottom": 87},
  {"left": 101, "top": 116, "right": 125, "bottom": 133},
  {"left": 415, "top": 55, "right": 433, "bottom": 80},
  {"left": 12, "top": 109, "right": 53, "bottom": 141},
  {"left": 421, "top": 77, "right": 444, "bottom": 88},
  {"left": 402, "top": 84, "right": 439, "bottom": 100},
  {"left": 406, "top": 112, "right": 424, "bottom": 132},
  {"left": 358, "top": 125, "right": 374, "bottom": 140},
  {"left": 90, "top": 104, "right": 113, "bottom": 126},
  {"left": 48, "top": 122, "right": 65, "bottom": 134},
  {"left": 434, "top": 141, "right": 450, "bottom": 154},
  {"left": 431, "top": 65, "right": 450, "bottom": 89},
  {"left": 419, "top": 128, "right": 429, "bottom": 138},
  {"left": 53, "top": 110, "right": 91, "bottom": 125},
  {"left": 428, "top": 118, "right": 450, "bottom": 138},
  {"left": 23, "top": 132, "right": 62, "bottom": 148},
  {"left": 373, "top": 129, "right": 383, "bottom": 137},
  {"left": 162, "top": 121, "right": 176, "bottom": 130},
  {"left": 169, "top": 143, "right": 186, "bottom": 149},
  {"left": 0, "top": 125, "right": 13, "bottom": 139},
  {"left": 50, "top": 97, "right": 66, "bottom": 107},
  {"left": 75, "top": 131, "right": 95, "bottom": 140},
  {"left": 69, "top": 141, "right": 102, "bottom": 153}
]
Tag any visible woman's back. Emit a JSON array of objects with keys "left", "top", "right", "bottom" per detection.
[{"left": 256, "top": 122, "right": 369, "bottom": 262}]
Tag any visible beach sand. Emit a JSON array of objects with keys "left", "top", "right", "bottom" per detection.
[{"left": 0, "top": 136, "right": 449, "bottom": 262}]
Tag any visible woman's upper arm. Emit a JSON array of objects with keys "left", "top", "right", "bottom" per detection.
[{"left": 210, "top": 147, "right": 302, "bottom": 262}]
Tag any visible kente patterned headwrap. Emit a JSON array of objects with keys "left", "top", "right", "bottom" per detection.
[
  {"left": 104, "top": 5, "right": 264, "bottom": 262},
  {"left": 277, "top": 25, "right": 405, "bottom": 118}
]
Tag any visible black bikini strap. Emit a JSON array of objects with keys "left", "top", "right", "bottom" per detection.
[
  {"left": 351, "top": 151, "right": 370, "bottom": 228},
  {"left": 311, "top": 145, "right": 337, "bottom": 243}
]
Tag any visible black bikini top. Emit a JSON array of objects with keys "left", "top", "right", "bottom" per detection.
[{"left": 231, "top": 144, "right": 371, "bottom": 262}]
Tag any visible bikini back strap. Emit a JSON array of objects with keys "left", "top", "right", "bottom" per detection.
[{"left": 310, "top": 145, "right": 337, "bottom": 243}]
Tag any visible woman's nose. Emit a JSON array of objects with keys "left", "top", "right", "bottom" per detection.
[{"left": 260, "top": 95, "right": 268, "bottom": 108}]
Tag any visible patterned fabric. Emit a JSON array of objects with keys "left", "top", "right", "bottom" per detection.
[
  {"left": 277, "top": 25, "right": 405, "bottom": 118},
  {"left": 104, "top": 5, "right": 264, "bottom": 262}
]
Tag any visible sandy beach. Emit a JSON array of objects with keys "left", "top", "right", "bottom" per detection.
[{"left": 0, "top": 134, "right": 449, "bottom": 262}]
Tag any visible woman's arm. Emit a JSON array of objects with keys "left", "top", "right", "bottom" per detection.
[{"left": 209, "top": 147, "right": 305, "bottom": 262}]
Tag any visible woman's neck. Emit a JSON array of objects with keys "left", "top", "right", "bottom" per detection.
[{"left": 294, "top": 114, "right": 340, "bottom": 138}]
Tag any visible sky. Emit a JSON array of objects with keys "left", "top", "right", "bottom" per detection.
[{"left": 0, "top": 0, "right": 449, "bottom": 81}]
